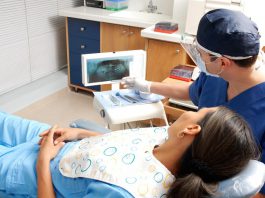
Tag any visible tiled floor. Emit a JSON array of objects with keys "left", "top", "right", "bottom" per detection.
[{"left": 1, "top": 69, "right": 140, "bottom": 130}]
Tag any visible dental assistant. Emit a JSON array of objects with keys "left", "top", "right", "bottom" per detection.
[{"left": 122, "top": 9, "right": 265, "bottom": 197}]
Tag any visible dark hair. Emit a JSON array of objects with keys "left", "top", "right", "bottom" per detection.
[
  {"left": 233, "top": 55, "right": 258, "bottom": 68},
  {"left": 167, "top": 107, "right": 260, "bottom": 198}
]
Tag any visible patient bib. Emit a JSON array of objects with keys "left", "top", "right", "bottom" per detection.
[{"left": 59, "top": 127, "right": 175, "bottom": 198}]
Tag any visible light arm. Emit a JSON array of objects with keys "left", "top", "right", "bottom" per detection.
[
  {"left": 37, "top": 158, "right": 55, "bottom": 198},
  {"left": 76, "top": 128, "right": 102, "bottom": 139},
  {"left": 151, "top": 81, "right": 192, "bottom": 101},
  {"left": 37, "top": 126, "right": 65, "bottom": 198}
]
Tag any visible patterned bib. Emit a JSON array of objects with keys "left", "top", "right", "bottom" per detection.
[{"left": 59, "top": 127, "right": 175, "bottom": 198}]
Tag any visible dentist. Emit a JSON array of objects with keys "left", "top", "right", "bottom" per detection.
[{"left": 122, "top": 9, "right": 265, "bottom": 197}]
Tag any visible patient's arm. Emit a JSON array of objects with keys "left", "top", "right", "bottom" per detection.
[
  {"left": 37, "top": 126, "right": 65, "bottom": 198},
  {"left": 39, "top": 127, "right": 102, "bottom": 144},
  {"left": 37, "top": 157, "right": 55, "bottom": 198}
]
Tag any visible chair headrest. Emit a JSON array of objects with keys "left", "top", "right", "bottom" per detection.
[{"left": 214, "top": 160, "right": 265, "bottom": 198}]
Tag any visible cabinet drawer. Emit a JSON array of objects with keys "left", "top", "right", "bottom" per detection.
[
  {"left": 69, "top": 36, "right": 100, "bottom": 54},
  {"left": 163, "top": 100, "right": 186, "bottom": 119},
  {"left": 69, "top": 53, "right": 99, "bottom": 90},
  {"left": 68, "top": 18, "right": 100, "bottom": 40}
]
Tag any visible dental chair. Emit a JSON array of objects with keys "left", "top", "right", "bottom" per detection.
[
  {"left": 215, "top": 160, "right": 265, "bottom": 198},
  {"left": 70, "top": 119, "right": 265, "bottom": 198}
]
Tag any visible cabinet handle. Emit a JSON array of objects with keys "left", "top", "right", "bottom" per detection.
[
  {"left": 80, "top": 44, "right": 86, "bottom": 49},
  {"left": 128, "top": 31, "right": 134, "bottom": 35},
  {"left": 122, "top": 30, "right": 127, "bottom": 34},
  {"left": 176, "top": 49, "right": 180, "bottom": 54},
  {"left": 80, "top": 27, "right": 85, "bottom": 32}
]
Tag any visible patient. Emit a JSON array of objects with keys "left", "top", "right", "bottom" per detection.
[{"left": 0, "top": 107, "right": 260, "bottom": 198}]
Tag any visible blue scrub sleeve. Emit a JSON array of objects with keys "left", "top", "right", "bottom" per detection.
[{"left": 0, "top": 111, "right": 50, "bottom": 147}]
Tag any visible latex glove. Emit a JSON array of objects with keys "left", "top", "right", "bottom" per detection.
[{"left": 121, "top": 77, "right": 152, "bottom": 93}]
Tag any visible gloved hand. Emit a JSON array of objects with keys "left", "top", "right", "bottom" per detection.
[{"left": 121, "top": 77, "right": 152, "bottom": 93}]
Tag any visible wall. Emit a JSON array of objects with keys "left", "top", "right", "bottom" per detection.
[
  {"left": 128, "top": 0, "right": 174, "bottom": 16},
  {"left": 0, "top": 0, "right": 83, "bottom": 95},
  {"left": 172, "top": 0, "right": 189, "bottom": 33},
  {"left": 127, "top": 0, "right": 189, "bottom": 34},
  {"left": 172, "top": 0, "right": 265, "bottom": 38},
  {"left": 242, "top": 0, "right": 265, "bottom": 47}
]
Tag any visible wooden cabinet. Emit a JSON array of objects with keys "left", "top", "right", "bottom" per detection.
[
  {"left": 66, "top": 21, "right": 145, "bottom": 92},
  {"left": 66, "top": 17, "right": 100, "bottom": 92},
  {"left": 145, "top": 39, "right": 193, "bottom": 82},
  {"left": 162, "top": 78, "right": 197, "bottom": 123},
  {"left": 100, "top": 22, "right": 145, "bottom": 90},
  {"left": 100, "top": 22, "right": 145, "bottom": 52}
]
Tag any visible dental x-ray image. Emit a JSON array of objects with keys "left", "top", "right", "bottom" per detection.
[{"left": 86, "top": 56, "right": 132, "bottom": 83}]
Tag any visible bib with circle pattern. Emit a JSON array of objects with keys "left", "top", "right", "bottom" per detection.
[{"left": 59, "top": 127, "right": 175, "bottom": 198}]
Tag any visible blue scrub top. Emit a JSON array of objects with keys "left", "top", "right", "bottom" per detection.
[
  {"left": 189, "top": 72, "right": 265, "bottom": 193},
  {"left": 0, "top": 111, "right": 133, "bottom": 198}
]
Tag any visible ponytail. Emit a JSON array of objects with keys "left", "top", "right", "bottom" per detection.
[{"left": 167, "top": 173, "right": 217, "bottom": 198}]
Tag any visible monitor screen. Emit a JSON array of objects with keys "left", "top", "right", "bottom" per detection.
[{"left": 82, "top": 50, "right": 146, "bottom": 86}]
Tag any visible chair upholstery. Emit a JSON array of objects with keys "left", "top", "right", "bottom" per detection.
[
  {"left": 215, "top": 160, "right": 265, "bottom": 198},
  {"left": 69, "top": 119, "right": 111, "bottom": 134}
]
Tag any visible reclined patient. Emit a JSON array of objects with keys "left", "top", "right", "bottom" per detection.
[{"left": 0, "top": 107, "right": 260, "bottom": 198}]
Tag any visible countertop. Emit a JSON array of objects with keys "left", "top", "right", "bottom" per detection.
[
  {"left": 141, "top": 25, "right": 194, "bottom": 44},
  {"left": 59, "top": 6, "right": 194, "bottom": 44},
  {"left": 59, "top": 6, "right": 172, "bottom": 29}
]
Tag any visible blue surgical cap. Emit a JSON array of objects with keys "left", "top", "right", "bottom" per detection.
[{"left": 197, "top": 9, "right": 261, "bottom": 59}]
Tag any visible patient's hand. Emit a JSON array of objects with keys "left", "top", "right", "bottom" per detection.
[
  {"left": 39, "top": 127, "right": 101, "bottom": 145},
  {"left": 37, "top": 126, "right": 63, "bottom": 198},
  {"left": 38, "top": 125, "right": 65, "bottom": 161},
  {"left": 39, "top": 127, "right": 80, "bottom": 144}
]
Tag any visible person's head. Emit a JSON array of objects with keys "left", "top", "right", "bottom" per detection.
[
  {"left": 167, "top": 107, "right": 260, "bottom": 198},
  {"left": 194, "top": 9, "right": 261, "bottom": 77}
]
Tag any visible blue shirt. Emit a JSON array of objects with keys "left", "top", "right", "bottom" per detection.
[
  {"left": 189, "top": 73, "right": 265, "bottom": 193},
  {"left": 0, "top": 111, "right": 133, "bottom": 198}
]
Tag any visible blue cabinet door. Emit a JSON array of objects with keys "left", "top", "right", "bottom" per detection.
[
  {"left": 68, "top": 17, "right": 100, "bottom": 91},
  {"left": 68, "top": 18, "right": 100, "bottom": 40},
  {"left": 69, "top": 37, "right": 100, "bottom": 54}
]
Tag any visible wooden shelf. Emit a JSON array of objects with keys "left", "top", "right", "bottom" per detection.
[
  {"left": 163, "top": 100, "right": 186, "bottom": 119},
  {"left": 162, "top": 77, "right": 197, "bottom": 122}
]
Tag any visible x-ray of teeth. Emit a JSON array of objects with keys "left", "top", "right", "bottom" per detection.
[{"left": 86, "top": 56, "right": 133, "bottom": 83}]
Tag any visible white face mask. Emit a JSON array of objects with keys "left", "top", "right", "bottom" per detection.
[
  {"left": 195, "top": 53, "right": 221, "bottom": 78},
  {"left": 181, "top": 39, "right": 223, "bottom": 77}
]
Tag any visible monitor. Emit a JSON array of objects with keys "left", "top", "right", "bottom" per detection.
[{"left": 82, "top": 50, "right": 146, "bottom": 87}]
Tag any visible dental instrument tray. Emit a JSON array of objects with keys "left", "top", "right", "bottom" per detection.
[
  {"left": 94, "top": 89, "right": 164, "bottom": 108},
  {"left": 154, "top": 22, "right": 178, "bottom": 34},
  {"left": 93, "top": 89, "right": 168, "bottom": 125}
]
